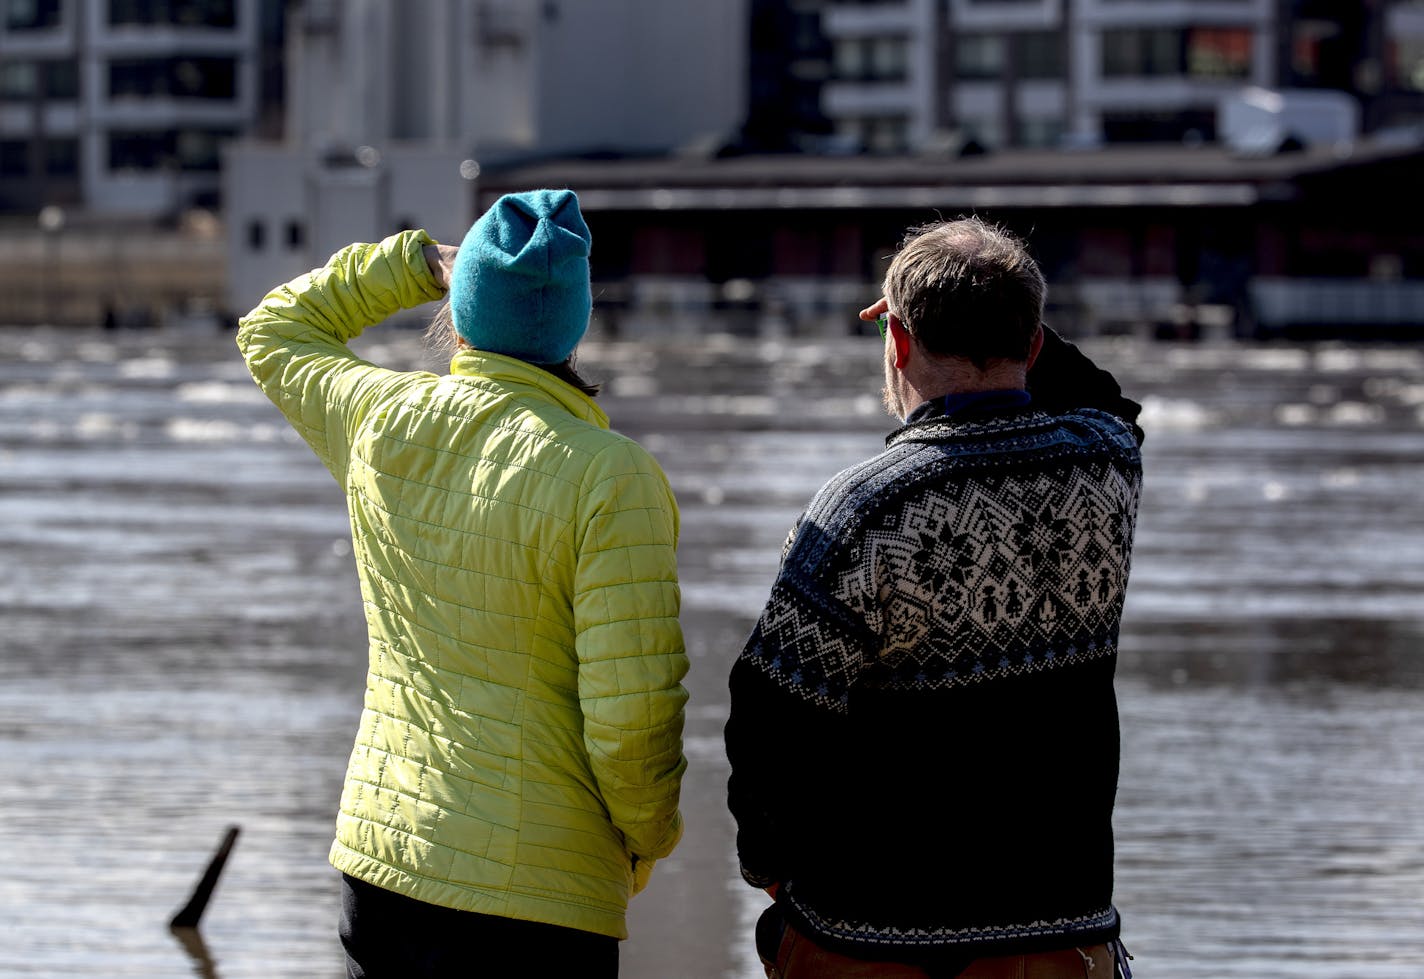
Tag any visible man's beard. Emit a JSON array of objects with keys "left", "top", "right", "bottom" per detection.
[{"left": 882, "top": 357, "right": 904, "bottom": 419}]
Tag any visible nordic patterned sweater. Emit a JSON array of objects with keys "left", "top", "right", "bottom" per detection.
[{"left": 726, "top": 364, "right": 1143, "bottom": 968}]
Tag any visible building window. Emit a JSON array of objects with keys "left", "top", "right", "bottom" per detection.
[
  {"left": 1, "top": 59, "right": 78, "bottom": 100},
  {"left": 174, "top": 128, "right": 231, "bottom": 169},
  {"left": 1017, "top": 31, "right": 1064, "bottom": 80},
  {"left": 110, "top": 59, "right": 163, "bottom": 97},
  {"left": 0, "top": 62, "right": 38, "bottom": 100},
  {"left": 1395, "top": 39, "right": 1424, "bottom": 91},
  {"left": 834, "top": 39, "right": 866, "bottom": 79},
  {"left": 109, "top": 0, "right": 235, "bottom": 27},
  {"left": 865, "top": 115, "right": 908, "bottom": 153},
  {"left": 247, "top": 219, "right": 265, "bottom": 250},
  {"left": 869, "top": 36, "right": 908, "bottom": 80},
  {"left": 171, "top": 57, "right": 236, "bottom": 98},
  {"left": 629, "top": 226, "right": 706, "bottom": 276},
  {"left": 1291, "top": 19, "right": 1340, "bottom": 83},
  {"left": 475, "top": 0, "right": 525, "bottom": 49},
  {"left": 44, "top": 136, "right": 77, "bottom": 175},
  {"left": 109, "top": 131, "right": 169, "bottom": 171},
  {"left": 0, "top": 139, "right": 28, "bottom": 176},
  {"left": 836, "top": 115, "right": 909, "bottom": 154},
  {"left": 1103, "top": 27, "right": 1254, "bottom": 79},
  {"left": 833, "top": 36, "right": 908, "bottom": 81},
  {"left": 1389, "top": 25, "right": 1424, "bottom": 91},
  {"left": 42, "top": 60, "right": 78, "bottom": 98},
  {"left": 959, "top": 115, "right": 1004, "bottom": 149},
  {"left": 109, "top": 57, "right": 236, "bottom": 99},
  {"left": 110, "top": 129, "right": 228, "bottom": 171},
  {"left": 5, "top": 0, "right": 62, "bottom": 30},
  {"left": 791, "top": 10, "right": 821, "bottom": 51},
  {"left": 956, "top": 35, "right": 1006, "bottom": 81},
  {"left": 285, "top": 220, "right": 304, "bottom": 249},
  {"left": 1186, "top": 28, "right": 1252, "bottom": 79},
  {"left": 1102, "top": 28, "right": 1182, "bottom": 77},
  {"left": 1016, "top": 116, "right": 1063, "bottom": 148},
  {"left": 108, "top": 60, "right": 140, "bottom": 98}
]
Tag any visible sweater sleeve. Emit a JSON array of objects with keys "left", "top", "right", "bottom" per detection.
[
  {"left": 725, "top": 513, "right": 869, "bottom": 889},
  {"left": 235, "top": 229, "right": 446, "bottom": 481},
  {"left": 726, "top": 648, "right": 809, "bottom": 889},
  {"left": 726, "top": 609, "right": 865, "bottom": 890},
  {"left": 572, "top": 440, "right": 689, "bottom": 886}
]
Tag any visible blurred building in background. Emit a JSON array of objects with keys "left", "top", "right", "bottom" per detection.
[
  {"left": 1, "top": 0, "right": 1422, "bottom": 335},
  {"left": 776, "top": 0, "right": 1424, "bottom": 153},
  {"left": 0, "top": 0, "right": 286, "bottom": 326},
  {"left": 517, "top": 0, "right": 1422, "bottom": 339},
  {"left": 481, "top": 137, "right": 1424, "bottom": 341},
  {"left": 223, "top": 0, "right": 748, "bottom": 313},
  {"left": 0, "top": 0, "right": 286, "bottom": 215}
]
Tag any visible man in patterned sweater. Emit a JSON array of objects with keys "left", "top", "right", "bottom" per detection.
[{"left": 726, "top": 217, "right": 1144, "bottom": 979}]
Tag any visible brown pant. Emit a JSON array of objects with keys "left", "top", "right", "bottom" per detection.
[{"left": 761, "top": 920, "right": 1116, "bottom": 979}]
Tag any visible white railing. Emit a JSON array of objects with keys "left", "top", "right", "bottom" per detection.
[{"left": 1251, "top": 278, "right": 1424, "bottom": 327}]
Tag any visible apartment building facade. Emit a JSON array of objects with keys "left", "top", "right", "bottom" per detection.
[
  {"left": 0, "top": 0, "right": 281, "bottom": 215},
  {"left": 811, "top": 0, "right": 1424, "bottom": 153}
]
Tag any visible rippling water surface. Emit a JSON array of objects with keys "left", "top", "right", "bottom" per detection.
[{"left": 2, "top": 325, "right": 1422, "bottom": 978}]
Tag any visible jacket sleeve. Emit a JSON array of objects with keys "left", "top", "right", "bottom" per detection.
[
  {"left": 572, "top": 440, "right": 689, "bottom": 887},
  {"left": 1029, "top": 327, "right": 1145, "bottom": 446},
  {"left": 235, "top": 230, "right": 446, "bottom": 481}
]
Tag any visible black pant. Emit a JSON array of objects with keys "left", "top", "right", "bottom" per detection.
[{"left": 339, "top": 873, "right": 619, "bottom": 978}]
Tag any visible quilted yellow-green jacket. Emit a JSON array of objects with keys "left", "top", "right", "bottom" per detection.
[{"left": 236, "top": 230, "right": 688, "bottom": 939}]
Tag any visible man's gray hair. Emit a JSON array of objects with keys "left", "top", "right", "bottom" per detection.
[{"left": 883, "top": 217, "right": 1045, "bottom": 367}]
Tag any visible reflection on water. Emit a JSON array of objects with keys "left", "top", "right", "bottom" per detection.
[
  {"left": 171, "top": 925, "right": 220, "bottom": 979},
  {"left": 1, "top": 326, "right": 1421, "bottom": 978}
]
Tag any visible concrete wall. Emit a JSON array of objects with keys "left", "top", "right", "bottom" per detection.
[
  {"left": 0, "top": 220, "right": 225, "bottom": 327},
  {"left": 534, "top": 0, "right": 748, "bottom": 155},
  {"left": 223, "top": 140, "right": 474, "bottom": 315},
  {"left": 222, "top": 143, "right": 307, "bottom": 316},
  {"left": 281, "top": 0, "right": 746, "bottom": 155},
  {"left": 225, "top": 0, "right": 748, "bottom": 314}
]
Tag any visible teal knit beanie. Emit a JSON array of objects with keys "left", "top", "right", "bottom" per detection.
[{"left": 449, "top": 189, "right": 592, "bottom": 364}]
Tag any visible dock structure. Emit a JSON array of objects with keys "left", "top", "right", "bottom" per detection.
[{"left": 473, "top": 140, "right": 1424, "bottom": 339}]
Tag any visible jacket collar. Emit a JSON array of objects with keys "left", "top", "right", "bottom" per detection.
[{"left": 449, "top": 349, "right": 610, "bottom": 430}]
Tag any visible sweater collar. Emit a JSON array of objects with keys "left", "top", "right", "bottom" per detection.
[
  {"left": 904, "top": 388, "right": 1032, "bottom": 424},
  {"left": 449, "top": 349, "right": 610, "bottom": 429},
  {"left": 888, "top": 389, "right": 1033, "bottom": 446}
]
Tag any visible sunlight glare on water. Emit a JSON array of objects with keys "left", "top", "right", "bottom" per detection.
[{"left": 0, "top": 325, "right": 1421, "bottom": 978}]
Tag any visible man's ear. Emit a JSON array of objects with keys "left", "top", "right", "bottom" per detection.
[
  {"left": 888, "top": 315, "right": 913, "bottom": 370},
  {"left": 1025, "top": 324, "right": 1045, "bottom": 371}
]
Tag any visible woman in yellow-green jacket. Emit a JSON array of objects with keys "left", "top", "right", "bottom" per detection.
[{"left": 237, "top": 189, "right": 688, "bottom": 978}]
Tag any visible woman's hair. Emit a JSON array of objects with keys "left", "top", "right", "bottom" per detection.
[{"left": 426, "top": 298, "right": 602, "bottom": 397}]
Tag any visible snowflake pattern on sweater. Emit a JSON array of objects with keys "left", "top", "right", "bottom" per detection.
[{"left": 746, "top": 408, "right": 1141, "bottom": 712}]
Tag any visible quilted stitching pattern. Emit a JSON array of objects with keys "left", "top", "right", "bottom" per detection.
[{"left": 238, "top": 231, "right": 688, "bottom": 939}]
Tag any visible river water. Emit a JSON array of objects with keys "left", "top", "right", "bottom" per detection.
[{"left": 1, "top": 323, "right": 1421, "bottom": 978}]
